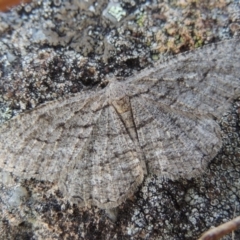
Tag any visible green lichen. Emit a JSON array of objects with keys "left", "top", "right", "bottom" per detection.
[
  {"left": 194, "top": 38, "right": 204, "bottom": 48},
  {"left": 151, "top": 54, "right": 159, "bottom": 61},
  {"left": 136, "top": 13, "right": 146, "bottom": 27},
  {"left": 108, "top": 4, "right": 126, "bottom": 22},
  {"left": 0, "top": 106, "right": 12, "bottom": 123}
]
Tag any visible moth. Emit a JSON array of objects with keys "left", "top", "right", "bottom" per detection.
[{"left": 0, "top": 38, "right": 239, "bottom": 209}]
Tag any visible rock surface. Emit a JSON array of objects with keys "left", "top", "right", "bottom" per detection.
[{"left": 0, "top": 0, "right": 240, "bottom": 239}]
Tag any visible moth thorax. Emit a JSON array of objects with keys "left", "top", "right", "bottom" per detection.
[
  {"left": 111, "top": 96, "right": 131, "bottom": 114},
  {"left": 107, "top": 80, "right": 127, "bottom": 98}
]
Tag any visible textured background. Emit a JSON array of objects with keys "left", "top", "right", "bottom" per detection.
[{"left": 0, "top": 0, "right": 240, "bottom": 239}]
